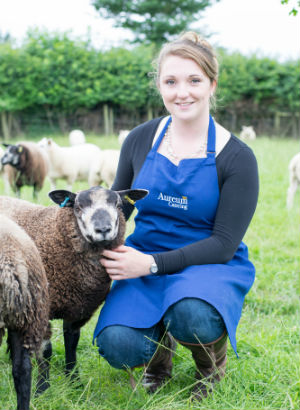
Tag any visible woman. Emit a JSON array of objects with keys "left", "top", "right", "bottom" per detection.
[{"left": 93, "top": 32, "right": 259, "bottom": 400}]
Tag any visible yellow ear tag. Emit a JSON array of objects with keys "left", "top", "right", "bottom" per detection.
[
  {"left": 124, "top": 195, "right": 136, "bottom": 206},
  {"left": 18, "top": 146, "right": 23, "bottom": 153}
]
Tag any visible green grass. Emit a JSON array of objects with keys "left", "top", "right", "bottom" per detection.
[{"left": 0, "top": 134, "right": 299, "bottom": 410}]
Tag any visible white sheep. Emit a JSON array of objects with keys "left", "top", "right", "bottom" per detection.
[
  {"left": 0, "top": 186, "right": 148, "bottom": 394},
  {"left": 38, "top": 138, "right": 102, "bottom": 190},
  {"left": 0, "top": 214, "right": 49, "bottom": 410},
  {"left": 118, "top": 129, "right": 130, "bottom": 146},
  {"left": 90, "top": 149, "right": 120, "bottom": 188},
  {"left": 69, "top": 129, "right": 86, "bottom": 146},
  {"left": 240, "top": 126, "right": 256, "bottom": 141},
  {"left": 287, "top": 152, "right": 300, "bottom": 210}
]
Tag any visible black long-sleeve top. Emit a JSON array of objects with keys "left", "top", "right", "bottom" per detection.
[{"left": 112, "top": 117, "right": 259, "bottom": 275}]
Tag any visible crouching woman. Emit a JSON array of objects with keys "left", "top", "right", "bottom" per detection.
[{"left": 93, "top": 31, "right": 259, "bottom": 400}]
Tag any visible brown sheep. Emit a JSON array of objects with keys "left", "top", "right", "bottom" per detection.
[
  {"left": 0, "top": 214, "right": 49, "bottom": 410},
  {"left": 1, "top": 142, "right": 49, "bottom": 198},
  {"left": 0, "top": 186, "right": 148, "bottom": 395}
]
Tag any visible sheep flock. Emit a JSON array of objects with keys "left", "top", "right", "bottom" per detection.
[{"left": 1, "top": 129, "right": 122, "bottom": 196}]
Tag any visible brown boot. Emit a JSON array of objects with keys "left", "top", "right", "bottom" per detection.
[
  {"left": 179, "top": 331, "right": 227, "bottom": 401},
  {"left": 141, "top": 332, "right": 176, "bottom": 393}
]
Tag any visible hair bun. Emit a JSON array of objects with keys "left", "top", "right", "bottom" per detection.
[{"left": 180, "top": 31, "right": 213, "bottom": 52}]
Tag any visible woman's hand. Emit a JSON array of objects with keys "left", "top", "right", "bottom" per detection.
[{"left": 100, "top": 245, "right": 153, "bottom": 280}]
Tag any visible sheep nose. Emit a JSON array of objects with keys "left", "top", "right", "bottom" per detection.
[{"left": 94, "top": 222, "right": 112, "bottom": 234}]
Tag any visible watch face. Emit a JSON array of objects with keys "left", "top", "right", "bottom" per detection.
[{"left": 151, "top": 263, "right": 158, "bottom": 274}]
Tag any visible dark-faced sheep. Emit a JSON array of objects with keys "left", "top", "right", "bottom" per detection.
[
  {"left": 1, "top": 142, "right": 49, "bottom": 198},
  {"left": 0, "top": 214, "right": 49, "bottom": 410},
  {"left": 0, "top": 186, "right": 148, "bottom": 394}
]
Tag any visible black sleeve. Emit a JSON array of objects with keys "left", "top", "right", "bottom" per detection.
[{"left": 153, "top": 143, "right": 259, "bottom": 274}]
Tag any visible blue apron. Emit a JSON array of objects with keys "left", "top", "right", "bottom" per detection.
[{"left": 93, "top": 116, "right": 255, "bottom": 354}]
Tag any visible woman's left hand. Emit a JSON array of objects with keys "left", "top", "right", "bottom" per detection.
[{"left": 100, "top": 245, "right": 153, "bottom": 280}]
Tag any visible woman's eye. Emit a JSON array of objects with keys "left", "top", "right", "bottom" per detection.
[
  {"left": 166, "top": 79, "right": 175, "bottom": 85},
  {"left": 191, "top": 78, "right": 201, "bottom": 84}
]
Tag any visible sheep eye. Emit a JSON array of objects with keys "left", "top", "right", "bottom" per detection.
[{"left": 74, "top": 205, "right": 82, "bottom": 212}]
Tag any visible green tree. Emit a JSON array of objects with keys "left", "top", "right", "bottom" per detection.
[
  {"left": 281, "top": 0, "right": 300, "bottom": 16},
  {"left": 92, "top": 0, "right": 219, "bottom": 46},
  {"left": 0, "top": 43, "right": 39, "bottom": 139},
  {"left": 22, "top": 30, "right": 104, "bottom": 131}
]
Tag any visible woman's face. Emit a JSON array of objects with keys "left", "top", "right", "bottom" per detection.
[{"left": 158, "top": 55, "right": 216, "bottom": 122}]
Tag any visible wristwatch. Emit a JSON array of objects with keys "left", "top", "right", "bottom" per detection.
[{"left": 150, "top": 256, "right": 159, "bottom": 275}]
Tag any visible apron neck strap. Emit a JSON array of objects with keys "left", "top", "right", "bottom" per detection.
[
  {"left": 153, "top": 115, "right": 216, "bottom": 157},
  {"left": 207, "top": 115, "right": 216, "bottom": 157}
]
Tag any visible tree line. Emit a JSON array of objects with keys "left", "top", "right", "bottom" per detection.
[{"left": 0, "top": 30, "right": 299, "bottom": 139}]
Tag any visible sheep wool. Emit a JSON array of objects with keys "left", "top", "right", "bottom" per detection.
[
  {"left": 0, "top": 214, "right": 49, "bottom": 410},
  {"left": 0, "top": 214, "right": 49, "bottom": 353}
]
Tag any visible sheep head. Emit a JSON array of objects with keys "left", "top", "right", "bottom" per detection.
[
  {"left": 1, "top": 143, "right": 24, "bottom": 167},
  {"left": 49, "top": 186, "right": 148, "bottom": 245}
]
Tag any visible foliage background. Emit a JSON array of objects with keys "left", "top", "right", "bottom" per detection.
[{"left": 0, "top": 30, "right": 299, "bottom": 139}]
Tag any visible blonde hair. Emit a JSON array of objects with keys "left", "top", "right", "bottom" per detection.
[{"left": 154, "top": 31, "right": 219, "bottom": 85}]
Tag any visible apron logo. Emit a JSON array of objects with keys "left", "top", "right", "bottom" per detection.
[{"left": 157, "top": 192, "right": 188, "bottom": 210}]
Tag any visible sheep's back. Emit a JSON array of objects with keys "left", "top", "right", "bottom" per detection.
[
  {"left": 21, "top": 142, "right": 49, "bottom": 186},
  {"left": 0, "top": 214, "right": 49, "bottom": 353},
  {"left": 47, "top": 143, "right": 101, "bottom": 180}
]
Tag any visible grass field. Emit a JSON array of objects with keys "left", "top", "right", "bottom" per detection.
[{"left": 0, "top": 134, "right": 299, "bottom": 410}]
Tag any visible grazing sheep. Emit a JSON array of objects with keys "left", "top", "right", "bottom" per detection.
[
  {"left": 90, "top": 149, "right": 120, "bottom": 188},
  {"left": 0, "top": 214, "right": 49, "bottom": 410},
  {"left": 118, "top": 129, "right": 130, "bottom": 146},
  {"left": 69, "top": 129, "right": 86, "bottom": 146},
  {"left": 240, "top": 126, "right": 256, "bottom": 141},
  {"left": 1, "top": 142, "right": 49, "bottom": 198},
  {"left": 38, "top": 138, "right": 102, "bottom": 190},
  {"left": 287, "top": 152, "right": 300, "bottom": 209},
  {"left": 0, "top": 186, "right": 148, "bottom": 394}
]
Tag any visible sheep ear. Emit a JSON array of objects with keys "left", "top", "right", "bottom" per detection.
[
  {"left": 117, "top": 189, "right": 149, "bottom": 205},
  {"left": 2, "top": 142, "right": 10, "bottom": 147},
  {"left": 48, "top": 190, "right": 77, "bottom": 207}
]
